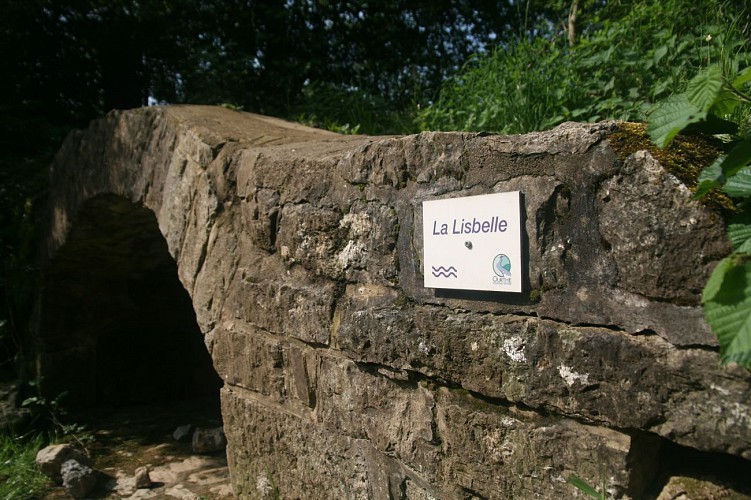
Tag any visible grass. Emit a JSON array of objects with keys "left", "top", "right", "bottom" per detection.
[{"left": 0, "top": 431, "right": 50, "bottom": 499}]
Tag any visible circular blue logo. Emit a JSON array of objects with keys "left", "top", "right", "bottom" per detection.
[{"left": 492, "top": 254, "right": 511, "bottom": 277}]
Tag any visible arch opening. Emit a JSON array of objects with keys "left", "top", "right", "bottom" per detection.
[{"left": 35, "top": 194, "right": 222, "bottom": 411}]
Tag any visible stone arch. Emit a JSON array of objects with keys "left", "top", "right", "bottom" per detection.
[{"left": 35, "top": 193, "right": 221, "bottom": 409}]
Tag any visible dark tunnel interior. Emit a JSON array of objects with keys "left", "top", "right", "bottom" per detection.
[{"left": 35, "top": 194, "right": 222, "bottom": 411}]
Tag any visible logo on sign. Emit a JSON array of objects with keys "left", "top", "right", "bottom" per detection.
[
  {"left": 492, "top": 254, "right": 512, "bottom": 285},
  {"left": 431, "top": 265, "right": 457, "bottom": 278}
]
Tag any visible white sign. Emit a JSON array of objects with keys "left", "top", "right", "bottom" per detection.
[{"left": 422, "top": 191, "right": 522, "bottom": 293}]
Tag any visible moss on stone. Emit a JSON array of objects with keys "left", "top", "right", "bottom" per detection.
[{"left": 608, "top": 122, "right": 735, "bottom": 214}]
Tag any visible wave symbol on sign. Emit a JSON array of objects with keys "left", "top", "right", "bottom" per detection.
[{"left": 431, "top": 266, "right": 458, "bottom": 278}]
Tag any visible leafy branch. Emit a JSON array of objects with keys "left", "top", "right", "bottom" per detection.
[
  {"left": 649, "top": 63, "right": 751, "bottom": 368},
  {"left": 21, "top": 383, "right": 94, "bottom": 455}
]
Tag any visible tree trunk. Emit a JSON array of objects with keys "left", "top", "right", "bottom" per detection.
[{"left": 568, "top": 0, "right": 579, "bottom": 47}]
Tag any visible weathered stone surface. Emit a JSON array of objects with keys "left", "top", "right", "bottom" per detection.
[
  {"left": 35, "top": 106, "right": 750, "bottom": 498},
  {"left": 221, "top": 388, "right": 373, "bottom": 499},
  {"left": 173, "top": 424, "right": 193, "bottom": 442},
  {"left": 192, "top": 426, "right": 227, "bottom": 454},
  {"left": 134, "top": 465, "right": 152, "bottom": 489},
  {"left": 212, "top": 325, "right": 286, "bottom": 401},
  {"left": 657, "top": 475, "right": 751, "bottom": 500},
  {"left": 336, "top": 300, "right": 751, "bottom": 457},
  {"left": 61, "top": 458, "right": 98, "bottom": 498},
  {"left": 36, "top": 444, "right": 90, "bottom": 484},
  {"left": 222, "top": 364, "right": 661, "bottom": 499}
]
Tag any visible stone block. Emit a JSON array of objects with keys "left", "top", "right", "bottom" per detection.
[
  {"left": 223, "top": 269, "right": 336, "bottom": 345},
  {"left": 283, "top": 345, "right": 313, "bottom": 407},
  {"left": 211, "top": 326, "right": 285, "bottom": 401},
  {"left": 432, "top": 387, "right": 658, "bottom": 498},
  {"left": 313, "top": 355, "right": 440, "bottom": 479},
  {"left": 221, "top": 388, "right": 375, "bottom": 499}
]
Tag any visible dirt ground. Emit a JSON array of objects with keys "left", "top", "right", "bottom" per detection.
[{"left": 39, "top": 398, "right": 234, "bottom": 499}]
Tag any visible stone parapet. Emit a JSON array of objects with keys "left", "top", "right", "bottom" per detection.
[{"left": 37, "top": 106, "right": 749, "bottom": 498}]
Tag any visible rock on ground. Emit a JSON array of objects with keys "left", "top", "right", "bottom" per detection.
[
  {"left": 36, "top": 444, "right": 90, "bottom": 484},
  {"left": 61, "top": 459, "right": 98, "bottom": 499}
]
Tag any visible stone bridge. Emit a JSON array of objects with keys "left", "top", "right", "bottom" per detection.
[{"left": 33, "top": 105, "right": 750, "bottom": 498}]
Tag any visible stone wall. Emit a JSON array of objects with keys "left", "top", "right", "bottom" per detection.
[{"left": 36, "top": 106, "right": 750, "bottom": 498}]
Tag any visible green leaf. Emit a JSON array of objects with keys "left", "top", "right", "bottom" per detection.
[
  {"left": 719, "top": 138, "right": 751, "bottom": 179},
  {"left": 695, "top": 179, "right": 722, "bottom": 199},
  {"left": 724, "top": 167, "right": 751, "bottom": 198},
  {"left": 698, "top": 158, "right": 723, "bottom": 183},
  {"left": 21, "top": 397, "right": 39, "bottom": 407},
  {"left": 568, "top": 474, "right": 603, "bottom": 499},
  {"left": 704, "top": 259, "right": 751, "bottom": 368},
  {"left": 722, "top": 349, "right": 751, "bottom": 367},
  {"left": 703, "top": 257, "right": 733, "bottom": 303},
  {"left": 728, "top": 212, "right": 751, "bottom": 252},
  {"left": 686, "top": 65, "right": 724, "bottom": 112},
  {"left": 694, "top": 156, "right": 724, "bottom": 198},
  {"left": 653, "top": 45, "right": 668, "bottom": 64},
  {"left": 711, "top": 89, "right": 741, "bottom": 117},
  {"left": 649, "top": 94, "right": 706, "bottom": 148},
  {"left": 732, "top": 66, "right": 751, "bottom": 88},
  {"left": 652, "top": 78, "right": 672, "bottom": 98}
]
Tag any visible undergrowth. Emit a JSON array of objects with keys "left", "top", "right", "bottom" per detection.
[
  {"left": 0, "top": 432, "right": 49, "bottom": 499},
  {"left": 417, "top": 0, "right": 747, "bottom": 136}
]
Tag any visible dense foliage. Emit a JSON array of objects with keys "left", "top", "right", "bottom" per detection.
[{"left": 418, "top": 0, "right": 749, "bottom": 135}]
